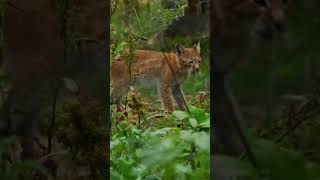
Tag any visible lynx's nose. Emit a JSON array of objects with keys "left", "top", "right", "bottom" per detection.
[{"left": 194, "top": 64, "right": 200, "bottom": 72}]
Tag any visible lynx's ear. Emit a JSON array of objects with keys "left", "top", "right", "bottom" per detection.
[
  {"left": 175, "top": 44, "right": 184, "bottom": 56},
  {"left": 194, "top": 41, "right": 200, "bottom": 54}
]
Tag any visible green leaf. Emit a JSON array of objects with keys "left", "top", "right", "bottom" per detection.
[
  {"left": 189, "top": 118, "right": 198, "bottom": 128},
  {"left": 110, "top": 168, "right": 126, "bottom": 180},
  {"left": 120, "top": 159, "right": 136, "bottom": 178},
  {"left": 193, "top": 132, "right": 210, "bottom": 152},
  {"left": 250, "top": 136, "right": 307, "bottom": 180},
  {"left": 172, "top": 110, "right": 189, "bottom": 121},
  {"left": 212, "top": 155, "right": 258, "bottom": 179},
  {"left": 61, "top": 78, "right": 79, "bottom": 94},
  {"left": 114, "top": 41, "right": 127, "bottom": 56},
  {"left": 306, "top": 162, "right": 320, "bottom": 180},
  {"left": 198, "top": 120, "right": 210, "bottom": 129},
  {"left": 188, "top": 105, "right": 210, "bottom": 124},
  {"left": 110, "top": 139, "right": 121, "bottom": 150}
]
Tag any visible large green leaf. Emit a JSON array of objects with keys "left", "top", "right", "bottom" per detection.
[
  {"left": 306, "top": 162, "right": 320, "bottom": 180},
  {"left": 189, "top": 105, "right": 210, "bottom": 124},
  {"left": 212, "top": 155, "right": 258, "bottom": 180},
  {"left": 249, "top": 136, "right": 307, "bottom": 180},
  {"left": 172, "top": 110, "right": 189, "bottom": 121}
]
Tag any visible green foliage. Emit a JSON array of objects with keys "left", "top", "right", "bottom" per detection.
[
  {"left": 56, "top": 96, "right": 108, "bottom": 178},
  {"left": 0, "top": 137, "right": 52, "bottom": 180},
  {"left": 110, "top": 109, "right": 210, "bottom": 179},
  {"left": 214, "top": 134, "right": 320, "bottom": 180},
  {"left": 173, "top": 105, "right": 210, "bottom": 130},
  {"left": 110, "top": 41, "right": 127, "bottom": 64},
  {"left": 110, "top": 0, "right": 186, "bottom": 45},
  {"left": 158, "top": 1, "right": 185, "bottom": 24}
]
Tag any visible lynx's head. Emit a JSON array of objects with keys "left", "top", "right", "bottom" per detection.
[
  {"left": 175, "top": 42, "right": 201, "bottom": 74},
  {"left": 253, "top": 0, "right": 289, "bottom": 38}
]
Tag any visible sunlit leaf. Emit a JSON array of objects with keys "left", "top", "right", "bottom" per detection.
[
  {"left": 172, "top": 110, "right": 189, "bottom": 121},
  {"left": 189, "top": 118, "right": 198, "bottom": 128}
]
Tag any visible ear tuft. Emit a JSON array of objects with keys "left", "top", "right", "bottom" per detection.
[
  {"left": 194, "top": 41, "right": 200, "bottom": 54},
  {"left": 175, "top": 44, "right": 184, "bottom": 56}
]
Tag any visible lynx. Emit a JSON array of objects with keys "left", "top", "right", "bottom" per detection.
[
  {"left": 213, "top": 0, "right": 289, "bottom": 155},
  {"left": 111, "top": 42, "right": 201, "bottom": 113}
]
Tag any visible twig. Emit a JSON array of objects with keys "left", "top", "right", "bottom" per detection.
[
  {"left": 276, "top": 109, "right": 320, "bottom": 143},
  {"left": 147, "top": 114, "right": 165, "bottom": 120},
  {"left": 48, "top": 81, "right": 60, "bottom": 154},
  {"left": 190, "top": 142, "right": 196, "bottom": 170},
  {"left": 110, "top": 0, "right": 118, "bottom": 16},
  {"left": 38, "top": 150, "right": 68, "bottom": 163},
  {"left": 240, "top": 99, "right": 320, "bottom": 161},
  {"left": 225, "top": 77, "right": 258, "bottom": 167},
  {"left": 6, "top": 2, "right": 25, "bottom": 13},
  {"left": 76, "top": 38, "right": 105, "bottom": 47}
]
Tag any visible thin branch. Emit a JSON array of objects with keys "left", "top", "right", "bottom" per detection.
[
  {"left": 147, "top": 114, "right": 165, "bottom": 120},
  {"left": 110, "top": 0, "right": 119, "bottom": 17},
  {"left": 241, "top": 99, "right": 320, "bottom": 161},
  {"left": 6, "top": 1, "right": 25, "bottom": 13},
  {"left": 48, "top": 81, "right": 60, "bottom": 154},
  {"left": 76, "top": 38, "right": 105, "bottom": 47},
  {"left": 276, "top": 109, "right": 320, "bottom": 143},
  {"left": 190, "top": 142, "right": 196, "bottom": 170},
  {"left": 38, "top": 150, "right": 68, "bottom": 163}
]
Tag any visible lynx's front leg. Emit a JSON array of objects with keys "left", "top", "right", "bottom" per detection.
[
  {"left": 172, "top": 81, "right": 187, "bottom": 111},
  {"left": 159, "top": 74, "right": 174, "bottom": 113}
]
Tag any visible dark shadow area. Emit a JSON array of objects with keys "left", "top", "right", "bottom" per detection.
[
  {"left": 0, "top": 1, "right": 108, "bottom": 179},
  {"left": 212, "top": 0, "right": 320, "bottom": 179}
]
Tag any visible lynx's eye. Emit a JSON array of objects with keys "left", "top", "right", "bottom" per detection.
[
  {"left": 254, "top": 0, "right": 268, "bottom": 7},
  {"left": 189, "top": 60, "right": 194, "bottom": 64}
]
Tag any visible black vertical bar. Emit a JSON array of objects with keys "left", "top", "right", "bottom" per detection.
[{"left": 106, "top": 0, "right": 111, "bottom": 179}]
